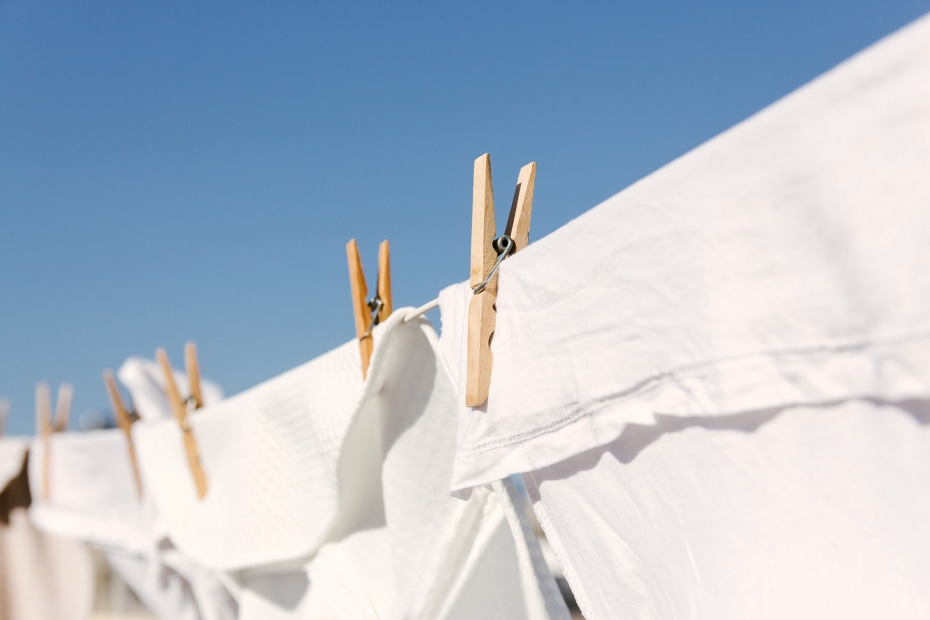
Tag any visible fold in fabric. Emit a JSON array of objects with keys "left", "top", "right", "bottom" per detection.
[
  {"left": 134, "top": 319, "right": 367, "bottom": 571},
  {"left": 440, "top": 12, "right": 930, "bottom": 492},
  {"left": 26, "top": 429, "right": 237, "bottom": 620},
  {"left": 28, "top": 430, "right": 151, "bottom": 554},
  {"left": 29, "top": 355, "right": 238, "bottom": 620},
  {"left": 136, "top": 310, "right": 568, "bottom": 619}
]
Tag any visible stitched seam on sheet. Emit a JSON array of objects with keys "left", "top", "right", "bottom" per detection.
[{"left": 456, "top": 330, "right": 930, "bottom": 457}]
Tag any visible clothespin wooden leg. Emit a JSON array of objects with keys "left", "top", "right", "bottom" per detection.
[
  {"left": 36, "top": 383, "right": 52, "bottom": 501},
  {"left": 465, "top": 155, "right": 536, "bottom": 407},
  {"left": 185, "top": 342, "right": 203, "bottom": 409},
  {"left": 347, "top": 239, "right": 374, "bottom": 379},
  {"left": 103, "top": 371, "right": 143, "bottom": 499},
  {"left": 157, "top": 348, "right": 208, "bottom": 499},
  {"left": 505, "top": 163, "right": 536, "bottom": 251},
  {"left": 377, "top": 240, "right": 393, "bottom": 322},
  {"left": 466, "top": 154, "right": 498, "bottom": 407}
]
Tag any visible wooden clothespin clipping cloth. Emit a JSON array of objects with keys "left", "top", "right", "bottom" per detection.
[
  {"left": 156, "top": 343, "right": 208, "bottom": 499},
  {"left": 467, "top": 154, "right": 536, "bottom": 407},
  {"left": 103, "top": 371, "right": 143, "bottom": 499},
  {"left": 35, "top": 382, "right": 73, "bottom": 501},
  {"left": 347, "top": 239, "right": 393, "bottom": 379}
]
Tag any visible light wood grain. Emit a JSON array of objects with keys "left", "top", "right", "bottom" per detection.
[
  {"left": 378, "top": 240, "right": 393, "bottom": 322},
  {"left": 36, "top": 382, "right": 52, "bottom": 500},
  {"left": 466, "top": 156, "right": 536, "bottom": 407},
  {"left": 157, "top": 349, "right": 186, "bottom": 425},
  {"left": 470, "top": 154, "right": 496, "bottom": 286},
  {"left": 505, "top": 162, "right": 536, "bottom": 252},
  {"left": 103, "top": 371, "right": 143, "bottom": 499},
  {"left": 53, "top": 383, "right": 73, "bottom": 433},
  {"left": 156, "top": 348, "right": 208, "bottom": 499},
  {"left": 347, "top": 239, "right": 374, "bottom": 379},
  {"left": 185, "top": 342, "right": 203, "bottom": 409},
  {"left": 466, "top": 275, "right": 498, "bottom": 406},
  {"left": 466, "top": 154, "right": 498, "bottom": 406}
]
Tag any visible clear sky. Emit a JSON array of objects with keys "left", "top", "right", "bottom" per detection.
[{"left": 1, "top": 1, "right": 927, "bottom": 435}]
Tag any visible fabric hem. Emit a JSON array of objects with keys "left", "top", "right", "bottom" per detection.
[{"left": 452, "top": 333, "right": 930, "bottom": 491}]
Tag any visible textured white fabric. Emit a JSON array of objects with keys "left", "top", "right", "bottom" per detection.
[
  {"left": 439, "top": 12, "right": 930, "bottom": 492},
  {"left": 134, "top": 321, "right": 367, "bottom": 570},
  {"left": 525, "top": 399, "right": 930, "bottom": 619},
  {"left": 137, "top": 310, "right": 567, "bottom": 619},
  {"left": 118, "top": 356, "right": 224, "bottom": 422},
  {"left": 27, "top": 429, "right": 237, "bottom": 620},
  {"left": 295, "top": 317, "right": 564, "bottom": 619},
  {"left": 28, "top": 429, "right": 149, "bottom": 553}
]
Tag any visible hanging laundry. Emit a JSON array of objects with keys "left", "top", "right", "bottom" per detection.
[
  {"left": 26, "top": 427, "right": 237, "bottom": 620},
  {"left": 134, "top": 310, "right": 568, "bottom": 619},
  {"left": 524, "top": 399, "right": 930, "bottom": 619},
  {"left": 438, "top": 11, "right": 930, "bottom": 620},
  {"left": 118, "top": 356, "right": 224, "bottom": 423},
  {"left": 0, "top": 438, "right": 95, "bottom": 620}
]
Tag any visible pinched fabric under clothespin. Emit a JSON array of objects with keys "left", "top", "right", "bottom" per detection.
[
  {"left": 156, "top": 343, "right": 208, "bottom": 499},
  {"left": 466, "top": 153, "right": 536, "bottom": 407},
  {"left": 346, "top": 239, "right": 393, "bottom": 379}
]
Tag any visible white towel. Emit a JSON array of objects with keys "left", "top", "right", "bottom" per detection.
[
  {"left": 134, "top": 329, "right": 365, "bottom": 570},
  {"left": 28, "top": 430, "right": 150, "bottom": 554},
  {"left": 136, "top": 310, "right": 568, "bottom": 619}
]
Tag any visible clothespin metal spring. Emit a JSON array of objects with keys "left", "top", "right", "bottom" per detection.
[
  {"left": 361, "top": 296, "right": 385, "bottom": 339},
  {"left": 472, "top": 235, "right": 515, "bottom": 295}
]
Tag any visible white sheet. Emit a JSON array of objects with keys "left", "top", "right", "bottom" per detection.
[
  {"left": 525, "top": 399, "right": 930, "bottom": 619},
  {"left": 439, "top": 11, "right": 930, "bottom": 492}
]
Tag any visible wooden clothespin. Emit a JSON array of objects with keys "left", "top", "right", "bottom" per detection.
[
  {"left": 103, "top": 371, "right": 143, "bottom": 499},
  {"left": 346, "top": 239, "right": 393, "bottom": 379},
  {"left": 156, "top": 343, "right": 208, "bottom": 499},
  {"left": 466, "top": 154, "right": 536, "bottom": 406},
  {"left": 35, "top": 382, "right": 73, "bottom": 501}
]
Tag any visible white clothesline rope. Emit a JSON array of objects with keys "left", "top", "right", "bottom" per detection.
[{"left": 403, "top": 298, "right": 439, "bottom": 322}]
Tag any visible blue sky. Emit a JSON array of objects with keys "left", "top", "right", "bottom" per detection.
[{"left": 1, "top": 1, "right": 927, "bottom": 434}]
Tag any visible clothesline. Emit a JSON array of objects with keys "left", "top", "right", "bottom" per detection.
[
  {"left": 402, "top": 297, "right": 439, "bottom": 322},
  {"left": 4, "top": 14, "right": 930, "bottom": 620}
]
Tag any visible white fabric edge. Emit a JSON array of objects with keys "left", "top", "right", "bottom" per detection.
[{"left": 453, "top": 332, "right": 930, "bottom": 490}]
